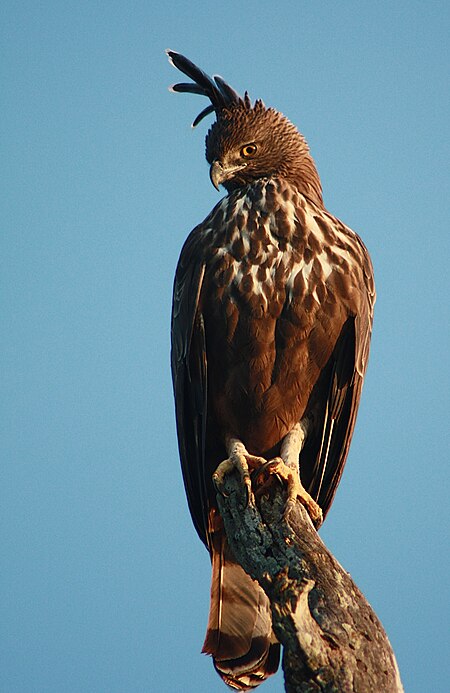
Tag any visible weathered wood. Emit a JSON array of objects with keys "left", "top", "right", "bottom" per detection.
[{"left": 216, "top": 471, "right": 403, "bottom": 693}]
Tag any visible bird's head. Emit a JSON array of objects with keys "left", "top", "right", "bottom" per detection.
[{"left": 167, "top": 50, "right": 323, "bottom": 205}]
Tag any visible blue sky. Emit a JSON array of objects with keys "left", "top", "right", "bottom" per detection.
[{"left": 2, "top": 2, "right": 449, "bottom": 692}]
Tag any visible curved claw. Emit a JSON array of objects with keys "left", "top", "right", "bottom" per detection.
[
  {"left": 212, "top": 469, "right": 230, "bottom": 497},
  {"left": 251, "top": 457, "right": 284, "bottom": 492},
  {"left": 213, "top": 447, "right": 270, "bottom": 507},
  {"left": 252, "top": 457, "right": 323, "bottom": 528},
  {"left": 212, "top": 456, "right": 252, "bottom": 505}
]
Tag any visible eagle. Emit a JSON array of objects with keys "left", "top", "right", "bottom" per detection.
[{"left": 168, "top": 50, "right": 375, "bottom": 690}]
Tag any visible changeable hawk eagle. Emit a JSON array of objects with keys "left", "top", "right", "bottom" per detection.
[{"left": 168, "top": 50, "right": 375, "bottom": 690}]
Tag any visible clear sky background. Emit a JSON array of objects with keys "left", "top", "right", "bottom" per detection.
[{"left": 2, "top": 2, "right": 449, "bottom": 692}]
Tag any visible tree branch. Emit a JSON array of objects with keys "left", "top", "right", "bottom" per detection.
[{"left": 216, "top": 470, "right": 403, "bottom": 693}]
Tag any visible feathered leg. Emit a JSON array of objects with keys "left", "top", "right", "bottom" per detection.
[
  {"left": 255, "top": 421, "right": 323, "bottom": 528},
  {"left": 214, "top": 430, "right": 322, "bottom": 527}
]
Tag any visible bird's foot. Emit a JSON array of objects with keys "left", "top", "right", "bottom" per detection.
[
  {"left": 254, "top": 458, "right": 323, "bottom": 528},
  {"left": 213, "top": 447, "right": 266, "bottom": 506}
]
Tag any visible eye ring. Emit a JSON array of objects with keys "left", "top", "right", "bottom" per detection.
[{"left": 240, "top": 143, "right": 257, "bottom": 158}]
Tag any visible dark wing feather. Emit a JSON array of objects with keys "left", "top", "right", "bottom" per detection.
[
  {"left": 171, "top": 229, "right": 209, "bottom": 546},
  {"left": 303, "top": 296, "right": 373, "bottom": 519},
  {"left": 308, "top": 317, "right": 359, "bottom": 514}
]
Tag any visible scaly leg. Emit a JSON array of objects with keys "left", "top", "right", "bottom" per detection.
[
  {"left": 213, "top": 437, "right": 266, "bottom": 504},
  {"left": 255, "top": 420, "right": 323, "bottom": 528}
]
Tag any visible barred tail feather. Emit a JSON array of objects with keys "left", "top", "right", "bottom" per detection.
[{"left": 202, "top": 530, "right": 280, "bottom": 690}]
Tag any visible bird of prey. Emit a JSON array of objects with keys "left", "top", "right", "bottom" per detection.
[{"left": 168, "top": 50, "right": 375, "bottom": 690}]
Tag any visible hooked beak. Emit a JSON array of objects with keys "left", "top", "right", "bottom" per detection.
[{"left": 209, "top": 160, "right": 247, "bottom": 191}]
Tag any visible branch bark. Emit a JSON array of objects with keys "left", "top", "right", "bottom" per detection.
[{"left": 216, "top": 470, "right": 403, "bottom": 693}]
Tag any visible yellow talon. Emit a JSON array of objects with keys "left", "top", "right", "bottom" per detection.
[{"left": 255, "top": 457, "right": 323, "bottom": 528}]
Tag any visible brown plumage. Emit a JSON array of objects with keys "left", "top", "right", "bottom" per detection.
[{"left": 168, "top": 50, "right": 375, "bottom": 690}]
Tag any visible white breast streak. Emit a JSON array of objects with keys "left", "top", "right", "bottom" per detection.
[
  {"left": 330, "top": 244, "right": 353, "bottom": 262},
  {"left": 315, "top": 250, "right": 334, "bottom": 281},
  {"left": 283, "top": 198, "right": 298, "bottom": 219},
  {"left": 249, "top": 264, "right": 267, "bottom": 297}
]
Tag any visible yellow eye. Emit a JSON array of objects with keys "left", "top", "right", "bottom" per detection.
[{"left": 240, "top": 143, "right": 257, "bottom": 158}]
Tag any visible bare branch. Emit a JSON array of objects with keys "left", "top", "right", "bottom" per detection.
[{"left": 216, "top": 471, "right": 403, "bottom": 692}]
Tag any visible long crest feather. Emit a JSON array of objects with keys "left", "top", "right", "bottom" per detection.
[{"left": 166, "top": 50, "right": 248, "bottom": 127}]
